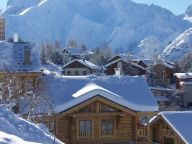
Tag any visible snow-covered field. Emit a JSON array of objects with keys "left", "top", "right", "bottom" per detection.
[{"left": 0, "top": 105, "right": 63, "bottom": 144}]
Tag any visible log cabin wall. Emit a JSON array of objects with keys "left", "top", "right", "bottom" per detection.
[
  {"left": 56, "top": 97, "right": 156, "bottom": 144},
  {"left": 150, "top": 117, "right": 185, "bottom": 144}
]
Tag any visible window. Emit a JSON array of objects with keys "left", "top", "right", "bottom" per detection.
[
  {"left": 163, "top": 137, "right": 174, "bottom": 144},
  {"left": 101, "top": 119, "right": 114, "bottom": 136},
  {"left": 67, "top": 71, "right": 71, "bottom": 75},
  {"left": 101, "top": 104, "right": 115, "bottom": 112},
  {"left": 79, "top": 120, "right": 92, "bottom": 136},
  {"left": 49, "top": 121, "right": 55, "bottom": 133},
  {"left": 75, "top": 71, "right": 79, "bottom": 75},
  {"left": 23, "top": 46, "right": 31, "bottom": 65},
  {"left": 83, "top": 71, "right": 87, "bottom": 75},
  {"left": 138, "top": 116, "right": 147, "bottom": 127}
]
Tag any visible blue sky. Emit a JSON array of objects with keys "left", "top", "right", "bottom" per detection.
[
  {"left": 132, "top": 0, "right": 192, "bottom": 15},
  {"left": 0, "top": 0, "right": 192, "bottom": 15}
]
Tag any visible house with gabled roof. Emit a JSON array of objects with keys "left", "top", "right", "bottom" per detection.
[
  {"left": 149, "top": 111, "right": 192, "bottom": 144},
  {"left": 0, "top": 38, "right": 42, "bottom": 100},
  {"left": 174, "top": 73, "right": 192, "bottom": 108},
  {"left": 105, "top": 57, "right": 146, "bottom": 76},
  {"left": 41, "top": 75, "right": 158, "bottom": 144},
  {"left": 62, "top": 59, "right": 98, "bottom": 76}
]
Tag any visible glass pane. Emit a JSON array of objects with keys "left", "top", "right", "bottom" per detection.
[
  {"left": 101, "top": 119, "right": 113, "bottom": 135},
  {"left": 79, "top": 120, "right": 92, "bottom": 136}
]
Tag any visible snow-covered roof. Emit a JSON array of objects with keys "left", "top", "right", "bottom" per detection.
[
  {"left": 136, "top": 59, "right": 152, "bottom": 66},
  {"left": 0, "top": 41, "right": 41, "bottom": 72},
  {"left": 108, "top": 54, "right": 139, "bottom": 63},
  {"left": 151, "top": 111, "right": 192, "bottom": 144},
  {"left": 174, "top": 73, "right": 192, "bottom": 79},
  {"left": 161, "top": 61, "right": 176, "bottom": 69},
  {"left": 63, "top": 59, "right": 98, "bottom": 70},
  {"left": 150, "top": 86, "right": 174, "bottom": 92},
  {"left": 105, "top": 58, "right": 146, "bottom": 71},
  {"left": 42, "top": 73, "right": 158, "bottom": 113},
  {"left": 0, "top": 105, "right": 62, "bottom": 144},
  {"left": 155, "top": 96, "right": 170, "bottom": 102}
]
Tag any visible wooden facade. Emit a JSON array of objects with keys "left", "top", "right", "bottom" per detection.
[
  {"left": 63, "top": 60, "right": 97, "bottom": 76},
  {"left": 152, "top": 63, "right": 175, "bottom": 87},
  {"left": 150, "top": 116, "right": 185, "bottom": 144},
  {"left": 55, "top": 96, "right": 156, "bottom": 144},
  {"left": 0, "top": 17, "right": 5, "bottom": 40},
  {"left": 105, "top": 60, "right": 145, "bottom": 76}
]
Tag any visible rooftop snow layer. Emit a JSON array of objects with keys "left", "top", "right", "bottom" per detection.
[
  {"left": 63, "top": 59, "right": 98, "bottom": 70},
  {"left": 174, "top": 73, "right": 192, "bottom": 79},
  {"left": 160, "top": 111, "right": 192, "bottom": 144},
  {"left": 42, "top": 72, "right": 158, "bottom": 113},
  {"left": 0, "top": 105, "right": 63, "bottom": 144}
]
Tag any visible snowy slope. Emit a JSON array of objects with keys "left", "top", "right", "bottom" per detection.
[
  {"left": 2, "top": 0, "right": 191, "bottom": 53},
  {"left": 137, "top": 36, "right": 162, "bottom": 59},
  {"left": 160, "top": 28, "right": 192, "bottom": 62},
  {"left": 0, "top": 105, "right": 63, "bottom": 144}
]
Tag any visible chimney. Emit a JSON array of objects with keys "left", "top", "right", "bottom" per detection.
[{"left": 13, "top": 32, "right": 18, "bottom": 42}]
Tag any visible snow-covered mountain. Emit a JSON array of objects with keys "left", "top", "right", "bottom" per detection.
[
  {"left": 137, "top": 36, "right": 162, "bottom": 59},
  {"left": 184, "top": 5, "right": 192, "bottom": 22},
  {"left": 160, "top": 28, "right": 192, "bottom": 62},
  {"left": 2, "top": 0, "right": 192, "bottom": 53}
]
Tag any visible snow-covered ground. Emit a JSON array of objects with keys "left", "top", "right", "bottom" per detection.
[{"left": 0, "top": 105, "right": 63, "bottom": 144}]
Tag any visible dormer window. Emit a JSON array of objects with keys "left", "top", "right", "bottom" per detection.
[{"left": 23, "top": 46, "right": 31, "bottom": 65}]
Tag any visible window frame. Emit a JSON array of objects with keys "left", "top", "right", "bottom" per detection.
[
  {"left": 78, "top": 119, "right": 93, "bottom": 138},
  {"left": 100, "top": 119, "right": 115, "bottom": 137},
  {"left": 75, "top": 71, "right": 79, "bottom": 76}
]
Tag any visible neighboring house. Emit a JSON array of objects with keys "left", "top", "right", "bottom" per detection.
[
  {"left": 0, "top": 39, "right": 42, "bottom": 100},
  {"left": 41, "top": 76, "right": 158, "bottom": 144},
  {"left": 151, "top": 61, "right": 176, "bottom": 86},
  {"left": 105, "top": 58, "right": 146, "bottom": 76},
  {"left": 150, "top": 87, "right": 173, "bottom": 110},
  {"left": 0, "top": 17, "right": 5, "bottom": 40},
  {"left": 62, "top": 59, "right": 98, "bottom": 76},
  {"left": 174, "top": 73, "right": 192, "bottom": 108},
  {"left": 63, "top": 47, "right": 93, "bottom": 60},
  {"left": 134, "top": 59, "right": 152, "bottom": 68},
  {"left": 150, "top": 111, "right": 192, "bottom": 144}
]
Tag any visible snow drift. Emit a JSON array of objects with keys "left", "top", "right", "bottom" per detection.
[{"left": 0, "top": 105, "right": 63, "bottom": 144}]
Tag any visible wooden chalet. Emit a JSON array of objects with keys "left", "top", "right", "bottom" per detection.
[
  {"left": 41, "top": 76, "right": 158, "bottom": 144},
  {"left": 150, "top": 87, "right": 172, "bottom": 110},
  {"left": 150, "top": 111, "right": 192, "bottom": 144},
  {"left": 0, "top": 40, "right": 42, "bottom": 101},
  {"left": 105, "top": 58, "right": 146, "bottom": 76},
  {"left": 62, "top": 59, "right": 98, "bottom": 76},
  {"left": 174, "top": 73, "right": 192, "bottom": 108},
  {"left": 0, "top": 17, "right": 5, "bottom": 40},
  {"left": 151, "top": 61, "right": 176, "bottom": 86}
]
